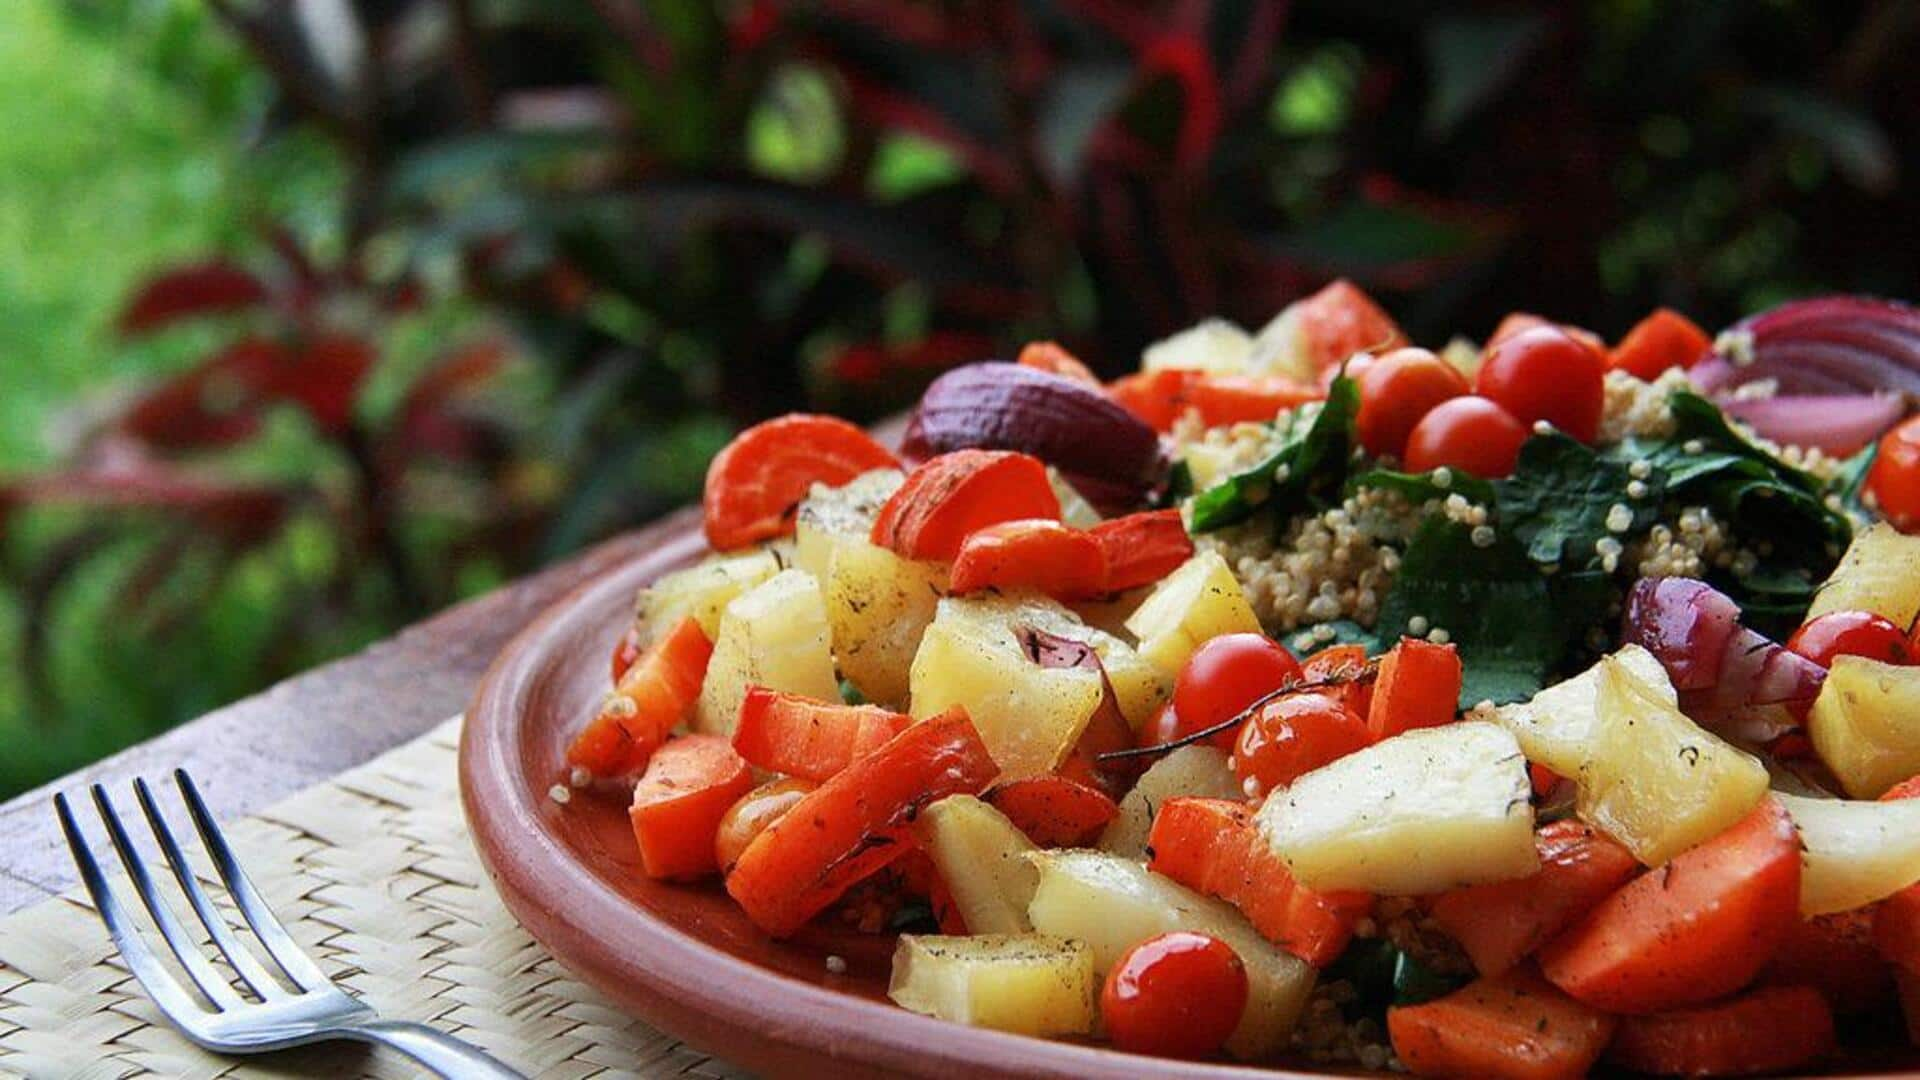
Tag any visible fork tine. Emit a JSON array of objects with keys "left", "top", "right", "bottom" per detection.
[
  {"left": 89, "top": 785, "right": 245, "bottom": 1010},
  {"left": 56, "top": 792, "right": 211, "bottom": 1027},
  {"left": 134, "top": 777, "right": 289, "bottom": 1000},
  {"left": 173, "top": 770, "right": 331, "bottom": 991}
]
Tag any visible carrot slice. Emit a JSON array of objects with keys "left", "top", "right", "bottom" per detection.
[
  {"left": 1108, "top": 369, "right": 1199, "bottom": 433},
  {"left": 949, "top": 519, "right": 1107, "bottom": 600},
  {"left": 1089, "top": 510, "right": 1194, "bottom": 593},
  {"left": 1147, "top": 797, "right": 1371, "bottom": 966},
  {"left": 1300, "top": 643, "right": 1373, "bottom": 720},
  {"left": 1367, "top": 637, "right": 1462, "bottom": 739},
  {"left": 1605, "top": 984, "right": 1834, "bottom": 1077},
  {"left": 629, "top": 734, "right": 755, "bottom": 880},
  {"left": 1538, "top": 797, "right": 1800, "bottom": 1014},
  {"left": 1429, "top": 820, "right": 1640, "bottom": 976},
  {"left": 1874, "top": 775, "right": 1920, "bottom": 974},
  {"left": 986, "top": 775, "right": 1118, "bottom": 848},
  {"left": 1609, "top": 308, "right": 1711, "bottom": 381},
  {"left": 1387, "top": 966, "right": 1615, "bottom": 1080},
  {"left": 870, "top": 450, "right": 1060, "bottom": 561},
  {"left": 725, "top": 708, "right": 999, "bottom": 936},
  {"left": 1760, "top": 908, "right": 1894, "bottom": 1014},
  {"left": 703, "top": 414, "right": 899, "bottom": 550},
  {"left": 567, "top": 616, "right": 713, "bottom": 777},
  {"left": 1017, "top": 341, "right": 1100, "bottom": 385},
  {"left": 1186, "top": 374, "right": 1323, "bottom": 427},
  {"left": 731, "top": 687, "right": 909, "bottom": 783}
]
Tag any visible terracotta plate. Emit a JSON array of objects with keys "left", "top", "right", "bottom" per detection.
[{"left": 460, "top": 525, "right": 1919, "bottom": 1079}]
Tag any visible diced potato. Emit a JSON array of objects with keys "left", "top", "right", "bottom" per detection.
[
  {"left": 1256, "top": 721, "right": 1538, "bottom": 894},
  {"left": 695, "top": 569, "right": 839, "bottom": 735},
  {"left": 1067, "top": 587, "right": 1152, "bottom": 643},
  {"left": 1492, "top": 645, "right": 1675, "bottom": 778},
  {"left": 910, "top": 602, "right": 1106, "bottom": 780},
  {"left": 1099, "top": 745, "right": 1242, "bottom": 859},
  {"left": 888, "top": 934, "right": 1095, "bottom": 1037},
  {"left": 826, "top": 539, "right": 946, "bottom": 708},
  {"left": 1049, "top": 469, "right": 1102, "bottom": 529},
  {"left": 1124, "top": 551, "right": 1263, "bottom": 678},
  {"left": 1576, "top": 655, "right": 1769, "bottom": 866},
  {"left": 1807, "top": 656, "right": 1920, "bottom": 799},
  {"left": 1244, "top": 306, "right": 1319, "bottom": 383},
  {"left": 933, "top": 593, "right": 1171, "bottom": 730},
  {"left": 1777, "top": 792, "right": 1920, "bottom": 916},
  {"left": 1143, "top": 318, "right": 1253, "bottom": 374},
  {"left": 1805, "top": 522, "right": 1920, "bottom": 628},
  {"left": 793, "top": 468, "right": 905, "bottom": 581},
  {"left": 917, "top": 796, "right": 1038, "bottom": 934},
  {"left": 637, "top": 549, "right": 782, "bottom": 642},
  {"left": 1027, "top": 849, "right": 1316, "bottom": 1060}
]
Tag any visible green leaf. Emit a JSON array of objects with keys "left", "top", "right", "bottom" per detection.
[
  {"left": 1829, "top": 441, "right": 1877, "bottom": 519},
  {"left": 1281, "top": 619, "right": 1380, "bottom": 657},
  {"left": 1423, "top": 13, "right": 1550, "bottom": 139},
  {"left": 1495, "top": 433, "right": 1664, "bottom": 569},
  {"left": 1189, "top": 376, "right": 1360, "bottom": 532},
  {"left": 1347, "top": 466, "right": 1496, "bottom": 508}
]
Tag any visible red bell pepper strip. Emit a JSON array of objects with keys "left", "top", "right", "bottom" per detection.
[
  {"left": 731, "top": 687, "right": 909, "bottom": 784},
  {"left": 1088, "top": 510, "right": 1194, "bottom": 593},
  {"left": 870, "top": 450, "right": 1060, "bottom": 561},
  {"left": 629, "top": 734, "right": 755, "bottom": 880}
]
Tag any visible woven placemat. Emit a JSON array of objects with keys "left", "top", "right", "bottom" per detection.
[{"left": 0, "top": 718, "right": 752, "bottom": 1080}]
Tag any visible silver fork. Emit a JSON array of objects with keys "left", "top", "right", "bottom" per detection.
[{"left": 55, "top": 770, "right": 522, "bottom": 1078}]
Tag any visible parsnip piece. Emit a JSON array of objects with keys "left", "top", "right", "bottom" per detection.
[
  {"left": 1256, "top": 721, "right": 1538, "bottom": 894},
  {"left": 1026, "top": 850, "right": 1315, "bottom": 1060},
  {"left": 637, "top": 549, "right": 782, "bottom": 642},
  {"left": 694, "top": 569, "right": 839, "bottom": 735},
  {"left": 888, "top": 934, "right": 1096, "bottom": 1037},
  {"left": 1777, "top": 792, "right": 1920, "bottom": 916},
  {"left": 1808, "top": 656, "right": 1920, "bottom": 799},
  {"left": 917, "top": 796, "right": 1038, "bottom": 934}
]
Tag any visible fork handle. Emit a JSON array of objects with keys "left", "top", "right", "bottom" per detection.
[{"left": 341, "top": 1019, "right": 525, "bottom": 1079}]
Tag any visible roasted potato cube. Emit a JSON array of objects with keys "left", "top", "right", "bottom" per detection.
[
  {"left": 1123, "top": 551, "right": 1263, "bottom": 678},
  {"left": 695, "top": 569, "right": 839, "bottom": 735},
  {"left": 1805, "top": 522, "right": 1920, "bottom": 628},
  {"left": 1808, "top": 656, "right": 1920, "bottom": 799},
  {"left": 1098, "top": 745, "right": 1242, "bottom": 859},
  {"left": 917, "top": 795, "right": 1039, "bottom": 934},
  {"left": 1778, "top": 792, "right": 1920, "bottom": 916},
  {"left": 888, "top": 934, "right": 1096, "bottom": 1037}
]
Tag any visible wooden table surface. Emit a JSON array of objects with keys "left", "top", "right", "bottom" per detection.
[{"left": 0, "top": 505, "right": 699, "bottom": 915}]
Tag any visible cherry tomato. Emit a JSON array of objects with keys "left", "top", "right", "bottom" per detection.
[
  {"left": 1137, "top": 701, "right": 1185, "bottom": 749},
  {"left": 714, "top": 777, "right": 813, "bottom": 875},
  {"left": 1402, "top": 395, "right": 1531, "bottom": 478},
  {"left": 1487, "top": 312, "right": 1608, "bottom": 363},
  {"left": 1475, "top": 325, "right": 1605, "bottom": 443},
  {"left": 1173, "top": 633, "right": 1303, "bottom": 749},
  {"left": 1355, "top": 348, "right": 1469, "bottom": 459},
  {"left": 1102, "top": 932, "right": 1248, "bottom": 1058},
  {"left": 1867, "top": 415, "right": 1920, "bottom": 531},
  {"left": 1231, "top": 691, "right": 1371, "bottom": 794},
  {"left": 1317, "top": 350, "right": 1378, "bottom": 392},
  {"left": 1788, "top": 611, "right": 1911, "bottom": 668},
  {"left": 611, "top": 626, "right": 644, "bottom": 685}
]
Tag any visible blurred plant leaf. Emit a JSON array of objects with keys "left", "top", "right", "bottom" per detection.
[
  {"left": 117, "top": 260, "right": 269, "bottom": 337},
  {"left": 1423, "top": 13, "right": 1549, "bottom": 139},
  {"left": 1035, "top": 63, "right": 1133, "bottom": 187},
  {"left": 1742, "top": 86, "right": 1897, "bottom": 195},
  {"left": 1257, "top": 195, "right": 1497, "bottom": 284}
]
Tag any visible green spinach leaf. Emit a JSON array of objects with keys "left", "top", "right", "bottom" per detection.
[
  {"left": 1495, "top": 433, "right": 1665, "bottom": 569},
  {"left": 1189, "top": 376, "right": 1360, "bottom": 532},
  {"left": 1347, "top": 466, "right": 1496, "bottom": 508}
]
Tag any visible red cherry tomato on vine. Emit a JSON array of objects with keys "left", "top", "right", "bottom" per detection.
[
  {"left": 1867, "top": 415, "right": 1920, "bottom": 532},
  {"left": 1402, "top": 395, "right": 1531, "bottom": 478},
  {"left": 1231, "top": 691, "right": 1371, "bottom": 794},
  {"left": 1101, "top": 932, "right": 1248, "bottom": 1058},
  {"left": 1173, "top": 634, "right": 1303, "bottom": 749},
  {"left": 1475, "top": 326, "right": 1605, "bottom": 443},
  {"left": 1355, "top": 348, "right": 1469, "bottom": 459},
  {"left": 1788, "top": 611, "right": 1911, "bottom": 668}
]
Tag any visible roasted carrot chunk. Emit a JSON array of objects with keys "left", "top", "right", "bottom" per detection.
[
  {"left": 1299, "top": 643, "right": 1374, "bottom": 720},
  {"left": 731, "top": 687, "right": 909, "bottom": 784},
  {"left": 1760, "top": 908, "right": 1894, "bottom": 1015},
  {"left": 1088, "top": 510, "right": 1194, "bottom": 593},
  {"left": 703, "top": 414, "right": 899, "bottom": 550},
  {"left": 725, "top": 708, "right": 999, "bottom": 936},
  {"left": 1605, "top": 984, "right": 1834, "bottom": 1077},
  {"left": 870, "top": 450, "right": 1060, "bottom": 561},
  {"left": 1367, "top": 637, "right": 1462, "bottom": 739},
  {"left": 629, "top": 734, "right": 755, "bottom": 880},
  {"left": 1017, "top": 341, "right": 1099, "bottom": 385},
  {"left": 1107, "top": 369, "right": 1199, "bottom": 432},
  {"left": 1429, "top": 820, "right": 1640, "bottom": 976},
  {"left": 1147, "top": 798, "right": 1371, "bottom": 967},
  {"left": 1609, "top": 308, "right": 1711, "bottom": 381},
  {"left": 1186, "top": 374, "right": 1323, "bottom": 427},
  {"left": 949, "top": 519, "right": 1108, "bottom": 600},
  {"left": 1539, "top": 797, "right": 1800, "bottom": 1014},
  {"left": 1875, "top": 775, "right": 1920, "bottom": 974},
  {"left": 986, "top": 775, "right": 1118, "bottom": 848},
  {"left": 567, "top": 616, "right": 713, "bottom": 777},
  {"left": 1387, "top": 966, "right": 1615, "bottom": 1080}
]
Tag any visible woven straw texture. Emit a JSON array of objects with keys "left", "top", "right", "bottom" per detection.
[{"left": 0, "top": 718, "right": 752, "bottom": 1079}]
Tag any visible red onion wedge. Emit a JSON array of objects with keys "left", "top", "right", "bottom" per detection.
[
  {"left": 1622, "top": 577, "right": 1826, "bottom": 718},
  {"left": 906, "top": 362, "right": 1167, "bottom": 513},
  {"left": 1720, "top": 394, "right": 1906, "bottom": 457}
]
